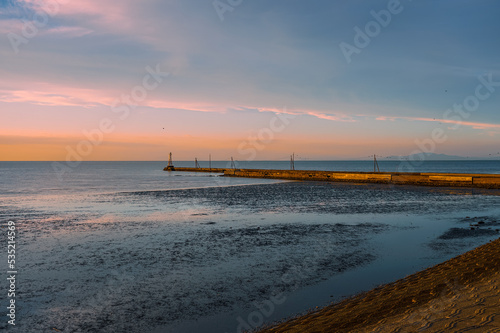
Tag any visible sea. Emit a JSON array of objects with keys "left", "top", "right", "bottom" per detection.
[{"left": 1, "top": 160, "right": 500, "bottom": 332}]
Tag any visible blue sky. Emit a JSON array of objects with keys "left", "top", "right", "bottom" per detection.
[{"left": 1, "top": 0, "right": 499, "bottom": 160}]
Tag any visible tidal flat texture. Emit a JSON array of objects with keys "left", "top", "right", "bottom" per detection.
[{"left": 1, "top": 181, "right": 500, "bottom": 332}]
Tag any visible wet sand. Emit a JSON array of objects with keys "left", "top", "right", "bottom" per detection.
[
  {"left": 5, "top": 180, "right": 500, "bottom": 332},
  {"left": 258, "top": 237, "right": 500, "bottom": 332}
]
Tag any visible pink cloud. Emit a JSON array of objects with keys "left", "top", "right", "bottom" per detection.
[
  {"left": 413, "top": 117, "right": 500, "bottom": 130},
  {"left": 12, "top": 0, "right": 200, "bottom": 65},
  {"left": 42, "top": 26, "right": 94, "bottom": 37},
  {"left": 0, "top": 19, "right": 24, "bottom": 35},
  {"left": 0, "top": 84, "right": 107, "bottom": 107},
  {"left": 19, "top": 0, "right": 128, "bottom": 19},
  {"left": 0, "top": 84, "right": 229, "bottom": 112},
  {"left": 305, "top": 111, "right": 355, "bottom": 122},
  {"left": 375, "top": 116, "right": 396, "bottom": 121},
  {"left": 377, "top": 116, "right": 500, "bottom": 130},
  {"left": 233, "top": 106, "right": 355, "bottom": 122},
  {"left": 17, "top": 0, "right": 143, "bottom": 37},
  {"left": 147, "top": 100, "right": 227, "bottom": 113},
  {"left": 0, "top": 83, "right": 361, "bottom": 123}
]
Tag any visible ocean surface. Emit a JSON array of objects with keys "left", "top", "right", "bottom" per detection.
[{"left": 1, "top": 161, "right": 500, "bottom": 332}]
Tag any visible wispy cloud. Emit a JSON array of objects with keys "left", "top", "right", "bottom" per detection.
[
  {"left": 0, "top": 85, "right": 358, "bottom": 122},
  {"left": 0, "top": 86, "right": 104, "bottom": 107},
  {"left": 233, "top": 106, "right": 355, "bottom": 122},
  {"left": 42, "top": 26, "right": 94, "bottom": 37},
  {"left": 0, "top": 19, "right": 24, "bottom": 34},
  {"left": 377, "top": 116, "right": 500, "bottom": 130},
  {"left": 305, "top": 110, "right": 355, "bottom": 122}
]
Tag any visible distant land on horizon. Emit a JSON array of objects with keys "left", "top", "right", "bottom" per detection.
[
  {"left": 284, "top": 153, "right": 500, "bottom": 161},
  {"left": 289, "top": 153, "right": 498, "bottom": 161},
  {"left": 383, "top": 153, "right": 499, "bottom": 161}
]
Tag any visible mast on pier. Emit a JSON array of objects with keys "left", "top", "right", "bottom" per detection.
[{"left": 373, "top": 154, "right": 380, "bottom": 172}]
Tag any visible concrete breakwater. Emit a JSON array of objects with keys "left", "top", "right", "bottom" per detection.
[{"left": 165, "top": 167, "right": 500, "bottom": 189}]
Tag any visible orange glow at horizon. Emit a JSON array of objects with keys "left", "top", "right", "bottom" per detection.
[{"left": 0, "top": 131, "right": 427, "bottom": 161}]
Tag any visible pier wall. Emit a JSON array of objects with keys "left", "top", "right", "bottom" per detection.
[{"left": 165, "top": 167, "right": 500, "bottom": 189}]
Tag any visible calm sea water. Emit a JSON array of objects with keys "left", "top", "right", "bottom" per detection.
[
  {"left": 1, "top": 161, "right": 500, "bottom": 333},
  {"left": 2, "top": 160, "right": 499, "bottom": 195}
]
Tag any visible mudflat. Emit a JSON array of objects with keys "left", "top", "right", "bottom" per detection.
[{"left": 259, "top": 237, "right": 500, "bottom": 332}]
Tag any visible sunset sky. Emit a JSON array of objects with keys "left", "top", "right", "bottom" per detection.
[{"left": 1, "top": 0, "right": 500, "bottom": 161}]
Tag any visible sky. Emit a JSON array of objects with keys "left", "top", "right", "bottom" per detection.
[{"left": 1, "top": 0, "right": 500, "bottom": 161}]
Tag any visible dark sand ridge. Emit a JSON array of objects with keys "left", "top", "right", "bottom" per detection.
[{"left": 257, "top": 237, "right": 500, "bottom": 333}]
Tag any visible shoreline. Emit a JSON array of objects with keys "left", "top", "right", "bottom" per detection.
[
  {"left": 256, "top": 237, "right": 500, "bottom": 332},
  {"left": 166, "top": 167, "right": 500, "bottom": 189}
]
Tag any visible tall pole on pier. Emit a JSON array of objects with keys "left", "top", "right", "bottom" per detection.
[
  {"left": 373, "top": 154, "right": 380, "bottom": 172},
  {"left": 290, "top": 153, "right": 295, "bottom": 171},
  {"left": 209, "top": 154, "right": 211, "bottom": 170}
]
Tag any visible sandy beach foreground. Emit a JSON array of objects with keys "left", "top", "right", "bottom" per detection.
[{"left": 258, "top": 237, "right": 500, "bottom": 333}]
